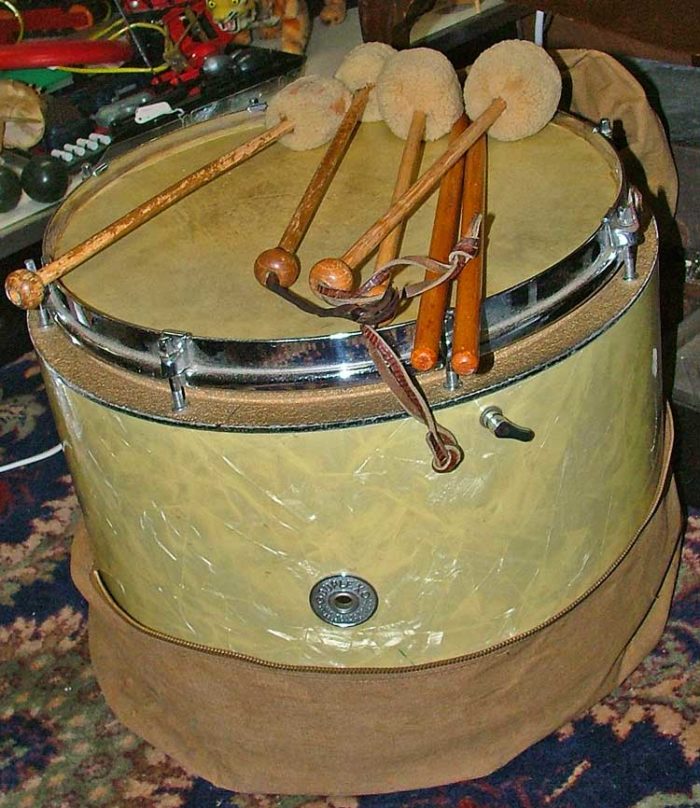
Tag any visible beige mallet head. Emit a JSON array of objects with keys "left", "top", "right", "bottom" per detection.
[
  {"left": 265, "top": 75, "right": 352, "bottom": 152},
  {"left": 377, "top": 48, "right": 464, "bottom": 142},
  {"left": 334, "top": 41, "right": 396, "bottom": 122},
  {"left": 0, "top": 80, "right": 45, "bottom": 150},
  {"left": 463, "top": 39, "right": 562, "bottom": 141}
]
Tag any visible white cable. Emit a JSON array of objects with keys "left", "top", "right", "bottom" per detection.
[
  {"left": 0, "top": 443, "right": 64, "bottom": 473},
  {"left": 534, "top": 10, "right": 546, "bottom": 46}
]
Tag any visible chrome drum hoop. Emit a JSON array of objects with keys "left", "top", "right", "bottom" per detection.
[{"left": 42, "top": 114, "right": 629, "bottom": 392}]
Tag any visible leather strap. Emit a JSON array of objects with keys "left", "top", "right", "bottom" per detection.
[{"left": 264, "top": 221, "right": 481, "bottom": 472}]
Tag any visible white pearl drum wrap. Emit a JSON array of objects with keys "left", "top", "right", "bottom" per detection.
[
  {"left": 34, "top": 107, "right": 664, "bottom": 671},
  {"left": 44, "top": 272, "right": 662, "bottom": 667}
]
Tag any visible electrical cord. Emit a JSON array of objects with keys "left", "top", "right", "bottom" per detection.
[
  {"left": 0, "top": 443, "right": 63, "bottom": 474},
  {"left": 56, "top": 21, "right": 169, "bottom": 75}
]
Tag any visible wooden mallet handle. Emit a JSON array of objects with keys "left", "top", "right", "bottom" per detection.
[
  {"left": 5, "top": 118, "right": 294, "bottom": 310},
  {"left": 410, "top": 114, "right": 468, "bottom": 371},
  {"left": 309, "top": 97, "right": 505, "bottom": 293},
  {"left": 451, "top": 131, "right": 487, "bottom": 375},
  {"left": 254, "top": 85, "right": 371, "bottom": 288},
  {"left": 373, "top": 109, "right": 426, "bottom": 272}
]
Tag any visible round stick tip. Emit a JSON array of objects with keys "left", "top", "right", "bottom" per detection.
[
  {"left": 451, "top": 351, "right": 479, "bottom": 376},
  {"left": 265, "top": 76, "right": 352, "bottom": 151},
  {"left": 377, "top": 47, "right": 463, "bottom": 141},
  {"left": 309, "top": 258, "right": 354, "bottom": 296},
  {"left": 5, "top": 268, "right": 46, "bottom": 310},
  {"left": 411, "top": 347, "right": 439, "bottom": 372},
  {"left": 254, "top": 247, "right": 301, "bottom": 288}
]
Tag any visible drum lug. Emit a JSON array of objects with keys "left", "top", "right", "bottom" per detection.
[
  {"left": 26, "top": 258, "right": 52, "bottom": 328},
  {"left": 442, "top": 309, "right": 462, "bottom": 392},
  {"left": 594, "top": 118, "right": 614, "bottom": 140},
  {"left": 480, "top": 406, "right": 535, "bottom": 442},
  {"left": 158, "top": 331, "right": 193, "bottom": 412},
  {"left": 605, "top": 186, "right": 642, "bottom": 282}
]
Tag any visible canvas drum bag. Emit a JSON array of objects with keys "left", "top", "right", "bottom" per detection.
[{"left": 67, "top": 50, "right": 683, "bottom": 794}]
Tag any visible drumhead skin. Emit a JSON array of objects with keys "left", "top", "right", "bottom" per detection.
[
  {"left": 32, "top": 107, "right": 664, "bottom": 669},
  {"left": 48, "top": 112, "right": 619, "bottom": 341}
]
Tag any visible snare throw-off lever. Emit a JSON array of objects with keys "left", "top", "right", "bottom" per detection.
[{"left": 480, "top": 406, "right": 535, "bottom": 442}]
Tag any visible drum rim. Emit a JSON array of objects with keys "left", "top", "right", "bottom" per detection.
[
  {"left": 30, "top": 223, "right": 658, "bottom": 431},
  {"left": 40, "top": 113, "right": 627, "bottom": 391}
]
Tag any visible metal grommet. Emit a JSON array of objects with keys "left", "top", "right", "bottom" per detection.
[{"left": 310, "top": 574, "right": 378, "bottom": 627}]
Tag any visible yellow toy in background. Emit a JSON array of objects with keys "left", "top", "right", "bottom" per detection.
[{"left": 207, "top": 0, "right": 346, "bottom": 54}]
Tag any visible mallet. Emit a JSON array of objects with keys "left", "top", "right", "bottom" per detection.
[
  {"left": 372, "top": 48, "right": 464, "bottom": 283},
  {"left": 5, "top": 75, "right": 352, "bottom": 310},
  {"left": 253, "top": 45, "right": 396, "bottom": 289},
  {"left": 308, "top": 40, "right": 561, "bottom": 297}
]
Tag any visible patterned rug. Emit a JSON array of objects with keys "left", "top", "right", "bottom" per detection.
[{"left": 1, "top": 353, "right": 698, "bottom": 808}]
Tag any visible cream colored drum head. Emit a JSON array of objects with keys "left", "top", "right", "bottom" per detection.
[{"left": 49, "top": 112, "right": 619, "bottom": 340}]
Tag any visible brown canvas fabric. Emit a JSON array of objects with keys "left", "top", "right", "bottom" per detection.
[
  {"left": 556, "top": 49, "right": 679, "bottom": 217},
  {"left": 71, "top": 416, "right": 682, "bottom": 795}
]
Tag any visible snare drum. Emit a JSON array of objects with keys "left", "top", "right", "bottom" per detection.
[{"left": 32, "top": 107, "right": 680, "bottom": 793}]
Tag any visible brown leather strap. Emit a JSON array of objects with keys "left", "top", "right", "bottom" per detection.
[
  {"left": 264, "top": 225, "right": 482, "bottom": 472},
  {"left": 361, "top": 324, "right": 463, "bottom": 473}
]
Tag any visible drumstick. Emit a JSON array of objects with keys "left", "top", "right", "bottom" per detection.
[
  {"left": 410, "top": 115, "right": 468, "bottom": 372},
  {"left": 254, "top": 85, "right": 371, "bottom": 289},
  {"left": 5, "top": 76, "right": 353, "bottom": 310},
  {"left": 309, "top": 40, "right": 562, "bottom": 296},
  {"left": 451, "top": 132, "right": 487, "bottom": 375}
]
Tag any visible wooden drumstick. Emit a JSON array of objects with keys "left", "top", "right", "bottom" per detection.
[
  {"left": 253, "top": 85, "right": 371, "bottom": 289},
  {"left": 410, "top": 115, "right": 468, "bottom": 371},
  {"left": 5, "top": 76, "right": 353, "bottom": 310},
  {"left": 451, "top": 133, "right": 487, "bottom": 375},
  {"left": 309, "top": 40, "right": 562, "bottom": 296}
]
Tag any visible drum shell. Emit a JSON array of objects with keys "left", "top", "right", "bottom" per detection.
[{"left": 36, "top": 251, "right": 664, "bottom": 669}]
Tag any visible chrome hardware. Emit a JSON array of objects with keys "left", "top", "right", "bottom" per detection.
[
  {"left": 480, "top": 406, "right": 534, "bottom": 442},
  {"left": 247, "top": 98, "right": 267, "bottom": 113},
  {"left": 90, "top": 162, "right": 109, "bottom": 178},
  {"left": 158, "top": 332, "right": 192, "bottom": 412},
  {"left": 595, "top": 118, "right": 614, "bottom": 140},
  {"left": 310, "top": 574, "right": 378, "bottom": 627},
  {"left": 604, "top": 186, "right": 641, "bottom": 282},
  {"left": 442, "top": 309, "right": 462, "bottom": 391},
  {"left": 26, "top": 259, "right": 51, "bottom": 328}
]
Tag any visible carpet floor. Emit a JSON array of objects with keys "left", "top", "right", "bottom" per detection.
[{"left": 1, "top": 352, "right": 699, "bottom": 808}]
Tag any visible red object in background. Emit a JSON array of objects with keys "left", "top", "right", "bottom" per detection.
[
  {"left": 0, "top": 37, "right": 133, "bottom": 69},
  {"left": 151, "top": 0, "right": 235, "bottom": 86},
  {"left": 0, "top": 5, "right": 95, "bottom": 44}
]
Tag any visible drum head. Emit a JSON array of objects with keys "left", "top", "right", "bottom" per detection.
[{"left": 49, "top": 112, "right": 620, "bottom": 341}]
